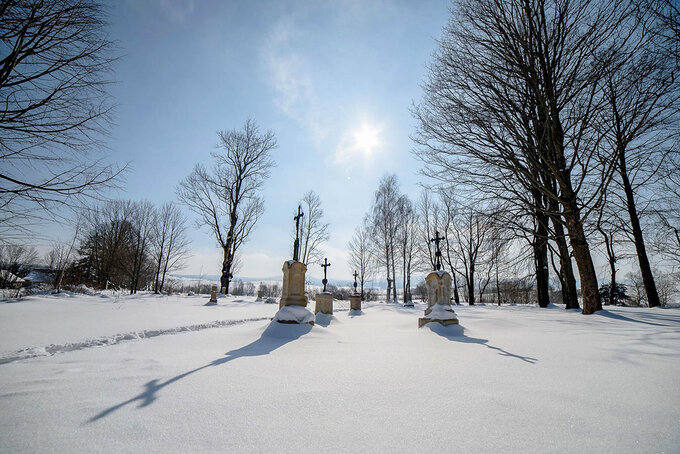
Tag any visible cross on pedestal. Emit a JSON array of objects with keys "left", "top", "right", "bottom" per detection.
[
  {"left": 353, "top": 270, "right": 358, "bottom": 293},
  {"left": 293, "top": 205, "right": 304, "bottom": 261},
  {"left": 321, "top": 257, "right": 331, "bottom": 292},
  {"left": 430, "top": 230, "right": 444, "bottom": 271}
]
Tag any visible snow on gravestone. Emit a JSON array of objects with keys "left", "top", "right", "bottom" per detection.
[{"left": 418, "top": 270, "right": 459, "bottom": 328}]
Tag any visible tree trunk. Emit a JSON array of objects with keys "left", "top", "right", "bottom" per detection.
[
  {"left": 532, "top": 193, "right": 550, "bottom": 308},
  {"left": 467, "top": 263, "right": 475, "bottom": 306},
  {"left": 561, "top": 195, "right": 601, "bottom": 314},
  {"left": 495, "top": 264, "right": 501, "bottom": 306},
  {"left": 549, "top": 207, "right": 579, "bottom": 309},
  {"left": 618, "top": 148, "right": 661, "bottom": 308},
  {"left": 452, "top": 271, "right": 460, "bottom": 305}
]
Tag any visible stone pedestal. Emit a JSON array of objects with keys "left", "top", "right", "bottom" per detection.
[
  {"left": 274, "top": 260, "right": 313, "bottom": 324},
  {"left": 419, "top": 270, "right": 458, "bottom": 327},
  {"left": 256, "top": 289, "right": 263, "bottom": 300},
  {"left": 315, "top": 292, "right": 333, "bottom": 315},
  {"left": 349, "top": 293, "right": 361, "bottom": 311},
  {"left": 207, "top": 285, "right": 218, "bottom": 305},
  {"left": 279, "top": 260, "right": 308, "bottom": 309}
]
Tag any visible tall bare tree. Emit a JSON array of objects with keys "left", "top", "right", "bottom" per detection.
[
  {"left": 597, "top": 5, "right": 680, "bottom": 308},
  {"left": 0, "top": 0, "right": 121, "bottom": 239},
  {"left": 347, "top": 219, "right": 375, "bottom": 300},
  {"left": 298, "top": 190, "right": 330, "bottom": 266},
  {"left": 177, "top": 119, "right": 276, "bottom": 294},
  {"left": 151, "top": 202, "right": 191, "bottom": 294},
  {"left": 412, "top": 0, "right": 639, "bottom": 313},
  {"left": 369, "top": 174, "right": 403, "bottom": 302},
  {"left": 48, "top": 216, "right": 82, "bottom": 293}
]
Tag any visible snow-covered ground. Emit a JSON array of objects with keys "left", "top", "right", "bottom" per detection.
[{"left": 1, "top": 293, "right": 678, "bottom": 453}]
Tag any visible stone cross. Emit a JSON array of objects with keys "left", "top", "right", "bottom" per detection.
[
  {"left": 293, "top": 205, "right": 304, "bottom": 261},
  {"left": 353, "top": 270, "right": 358, "bottom": 293},
  {"left": 321, "top": 257, "right": 331, "bottom": 292},
  {"left": 430, "top": 230, "right": 444, "bottom": 271}
]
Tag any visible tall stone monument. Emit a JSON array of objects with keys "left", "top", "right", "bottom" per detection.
[
  {"left": 419, "top": 231, "right": 459, "bottom": 328},
  {"left": 273, "top": 205, "right": 314, "bottom": 325}
]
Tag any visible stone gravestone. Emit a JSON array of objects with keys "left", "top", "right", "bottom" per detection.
[
  {"left": 349, "top": 270, "right": 361, "bottom": 312},
  {"left": 349, "top": 293, "right": 361, "bottom": 311},
  {"left": 279, "top": 260, "right": 308, "bottom": 308},
  {"left": 207, "top": 285, "right": 218, "bottom": 305},
  {"left": 314, "top": 258, "right": 333, "bottom": 315},
  {"left": 419, "top": 230, "right": 458, "bottom": 327},
  {"left": 273, "top": 206, "right": 314, "bottom": 325},
  {"left": 418, "top": 270, "right": 458, "bottom": 327},
  {"left": 315, "top": 292, "right": 333, "bottom": 315}
]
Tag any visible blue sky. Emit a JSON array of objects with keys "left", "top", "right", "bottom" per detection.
[{"left": 95, "top": 0, "right": 449, "bottom": 280}]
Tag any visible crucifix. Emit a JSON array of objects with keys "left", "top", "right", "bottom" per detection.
[
  {"left": 293, "top": 205, "right": 304, "bottom": 261},
  {"left": 353, "top": 270, "right": 359, "bottom": 293},
  {"left": 430, "top": 230, "right": 444, "bottom": 271},
  {"left": 321, "top": 257, "right": 331, "bottom": 292}
]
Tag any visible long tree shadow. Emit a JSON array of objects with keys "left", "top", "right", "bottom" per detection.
[
  {"left": 88, "top": 322, "right": 312, "bottom": 423},
  {"left": 427, "top": 323, "right": 538, "bottom": 364},
  {"left": 595, "top": 309, "right": 680, "bottom": 328}
]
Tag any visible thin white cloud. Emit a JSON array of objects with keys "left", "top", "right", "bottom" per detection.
[{"left": 260, "top": 16, "right": 328, "bottom": 142}]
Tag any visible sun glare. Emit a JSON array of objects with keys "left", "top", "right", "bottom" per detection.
[{"left": 352, "top": 122, "right": 382, "bottom": 156}]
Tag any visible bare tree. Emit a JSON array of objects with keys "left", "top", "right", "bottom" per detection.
[
  {"left": 596, "top": 5, "right": 680, "bottom": 308},
  {"left": 0, "top": 0, "right": 122, "bottom": 239},
  {"left": 416, "top": 190, "right": 443, "bottom": 270},
  {"left": 298, "top": 190, "right": 330, "bottom": 266},
  {"left": 0, "top": 243, "right": 38, "bottom": 278},
  {"left": 396, "top": 196, "right": 418, "bottom": 303},
  {"left": 449, "top": 207, "right": 491, "bottom": 306},
  {"left": 177, "top": 119, "right": 276, "bottom": 294},
  {"left": 369, "top": 174, "right": 403, "bottom": 302},
  {"left": 48, "top": 217, "right": 82, "bottom": 293},
  {"left": 347, "top": 220, "right": 375, "bottom": 300},
  {"left": 151, "top": 202, "right": 191, "bottom": 294},
  {"left": 412, "top": 0, "right": 640, "bottom": 313}
]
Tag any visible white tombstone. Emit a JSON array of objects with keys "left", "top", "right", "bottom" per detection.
[{"left": 419, "top": 270, "right": 458, "bottom": 327}]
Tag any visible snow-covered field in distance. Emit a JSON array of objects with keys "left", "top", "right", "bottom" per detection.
[{"left": 1, "top": 293, "right": 679, "bottom": 453}]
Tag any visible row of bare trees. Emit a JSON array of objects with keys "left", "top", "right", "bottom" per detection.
[
  {"left": 76, "top": 201, "right": 190, "bottom": 293},
  {"left": 411, "top": 0, "right": 679, "bottom": 314}
]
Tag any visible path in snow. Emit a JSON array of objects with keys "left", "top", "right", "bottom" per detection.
[{"left": 0, "top": 317, "right": 270, "bottom": 365}]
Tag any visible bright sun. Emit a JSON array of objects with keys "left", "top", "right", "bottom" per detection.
[{"left": 352, "top": 122, "right": 381, "bottom": 156}]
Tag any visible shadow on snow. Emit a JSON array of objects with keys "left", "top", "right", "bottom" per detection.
[
  {"left": 426, "top": 323, "right": 538, "bottom": 364},
  {"left": 87, "top": 321, "right": 312, "bottom": 423}
]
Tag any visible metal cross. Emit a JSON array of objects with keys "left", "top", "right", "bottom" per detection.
[
  {"left": 353, "top": 270, "right": 358, "bottom": 293},
  {"left": 293, "top": 205, "right": 304, "bottom": 261},
  {"left": 430, "top": 230, "right": 444, "bottom": 271},
  {"left": 321, "top": 257, "right": 331, "bottom": 292}
]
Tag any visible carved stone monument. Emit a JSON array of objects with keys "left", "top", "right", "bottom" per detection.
[
  {"left": 279, "top": 260, "right": 308, "bottom": 308},
  {"left": 419, "top": 231, "right": 458, "bottom": 328},
  {"left": 273, "top": 206, "right": 314, "bottom": 325}
]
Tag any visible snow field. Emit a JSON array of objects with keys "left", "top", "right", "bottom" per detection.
[{"left": 0, "top": 294, "right": 679, "bottom": 453}]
